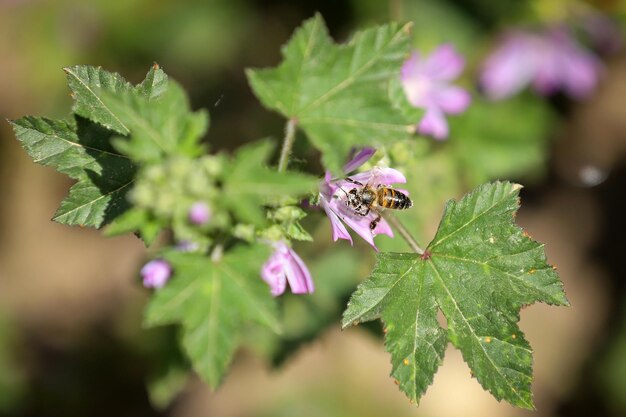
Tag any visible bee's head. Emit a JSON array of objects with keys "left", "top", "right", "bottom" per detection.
[{"left": 346, "top": 188, "right": 359, "bottom": 207}]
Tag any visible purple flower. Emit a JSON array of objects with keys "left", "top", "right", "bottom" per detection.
[
  {"left": 480, "top": 28, "right": 602, "bottom": 100},
  {"left": 141, "top": 259, "right": 172, "bottom": 289},
  {"left": 400, "top": 44, "right": 471, "bottom": 140},
  {"left": 343, "top": 147, "right": 376, "bottom": 173},
  {"left": 261, "top": 241, "right": 314, "bottom": 296},
  {"left": 188, "top": 202, "right": 211, "bottom": 225},
  {"left": 320, "top": 167, "right": 408, "bottom": 251}
]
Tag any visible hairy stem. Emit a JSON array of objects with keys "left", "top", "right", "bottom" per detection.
[
  {"left": 383, "top": 212, "right": 424, "bottom": 255},
  {"left": 278, "top": 118, "right": 298, "bottom": 172}
]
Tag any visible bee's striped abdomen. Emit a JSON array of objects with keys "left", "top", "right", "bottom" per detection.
[{"left": 378, "top": 187, "right": 412, "bottom": 210}]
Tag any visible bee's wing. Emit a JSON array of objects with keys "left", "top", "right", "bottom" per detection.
[{"left": 349, "top": 167, "right": 407, "bottom": 188}]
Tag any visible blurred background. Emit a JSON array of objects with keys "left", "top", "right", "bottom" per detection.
[{"left": 1, "top": 0, "right": 626, "bottom": 416}]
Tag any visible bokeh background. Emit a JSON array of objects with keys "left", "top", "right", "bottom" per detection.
[{"left": 1, "top": 0, "right": 626, "bottom": 416}]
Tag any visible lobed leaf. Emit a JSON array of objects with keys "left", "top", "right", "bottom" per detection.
[
  {"left": 144, "top": 244, "right": 279, "bottom": 388},
  {"left": 102, "top": 81, "right": 208, "bottom": 164},
  {"left": 343, "top": 181, "right": 568, "bottom": 408},
  {"left": 64, "top": 65, "right": 168, "bottom": 134},
  {"left": 11, "top": 116, "right": 136, "bottom": 227},
  {"left": 247, "top": 14, "right": 414, "bottom": 172}
]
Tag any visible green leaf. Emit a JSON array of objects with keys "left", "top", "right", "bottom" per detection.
[
  {"left": 449, "top": 96, "right": 554, "bottom": 186},
  {"left": 64, "top": 65, "right": 168, "bottom": 134},
  {"left": 144, "top": 244, "right": 279, "bottom": 388},
  {"left": 102, "top": 81, "right": 208, "bottom": 164},
  {"left": 222, "top": 140, "right": 318, "bottom": 225},
  {"left": 136, "top": 64, "right": 169, "bottom": 99},
  {"left": 104, "top": 207, "right": 165, "bottom": 246},
  {"left": 247, "top": 14, "right": 413, "bottom": 172},
  {"left": 147, "top": 365, "right": 189, "bottom": 410},
  {"left": 343, "top": 182, "right": 568, "bottom": 408},
  {"left": 11, "top": 116, "right": 136, "bottom": 227}
]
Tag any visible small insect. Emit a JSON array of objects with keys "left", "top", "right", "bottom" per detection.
[{"left": 342, "top": 177, "right": 413, "bottom": 231}]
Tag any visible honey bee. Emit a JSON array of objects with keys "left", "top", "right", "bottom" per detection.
[{"left": 342, "top": 177, "right": 413, "bottom": 231}]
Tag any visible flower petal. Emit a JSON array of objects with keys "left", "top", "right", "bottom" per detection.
[
  {"left": 372, "top": 216, "right": 394, "bottom": 238},
  {"left": 348, "top": 167, "right": 407, "bottom": 186},
  {"left": 320, "top": 171, "right": 338, "bottom": 199},
  {"left": 188, "top": 202, "right": 211, "bottom": 225},
  {"left": 424, "top": 44, "right": 465, "bottom": 81},
  {"left": 400, "top": 52, "right": 422, "bottom": 82},
  {"left": 339, "top": 212, "right": 377, "bottom": 250},
  {"left": 418, "top": 107, "right": 449, "bottom": 140},
  {"left": 433, "top": 86, "right": 471, "bottom": 114},
  {"left": 284, "top": 247, "right": 314, "bottom": 294},
  {"left": 141, "top": 259, "right": 172, "bottom": 289},
  {"left": 320, "top": 198, "right": 353, "bottom": 244},
  {"left": 343, "top": 147, "right": 376, "bottom": 173},
  {"left": 561, "top": 45, "right": 602, "bottom": 99},
  {"left": 261, "top": 253, "right": 287, "bottom": 296},
  {"left": 480, "top": 32, "right": 538, "bottom": 100}
]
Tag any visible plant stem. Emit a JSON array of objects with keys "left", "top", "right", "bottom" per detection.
[
  {"left": 278, "top": 118, "right": 297, "bottom": 172},
  {"left": 383, "top": 212, "right": 424, "bottom": 255}
]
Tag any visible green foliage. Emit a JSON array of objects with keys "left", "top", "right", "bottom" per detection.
[
  {"left": 247, "top": 13, "right": 415, "bottom": 172},
  {"left": 8, "top": 7, "right": 572, "bottom": 410},
  {"left": 10, "top": 65, "right": 188, "bottom": 228},
  {"left": 343, "top": 182, "right": 568, "bottom": 408},
  {"left": 147, "top": 364, "right": 189, "bottom": 410},
  {"left": 101, "top": 81, "right": 208, "bottom": 164},
  {"left": 144, "top": 244, "right": 280, "bottom": 388},
  {"left": 11, "top": 116, "right": 136, "bottom": 227},
  {"left": 449, "top": 96, "right": 554, "bottom": 186},
  {"left": 221, "top": 141, "right": 317, "bottom": 226}
]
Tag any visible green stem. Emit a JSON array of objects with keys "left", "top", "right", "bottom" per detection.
[
  {"left": 383, "top": 212, "right": 424, "bottom": 255},
  {"left": 278, "top": 118, "right": 298, "bottom": 172}
]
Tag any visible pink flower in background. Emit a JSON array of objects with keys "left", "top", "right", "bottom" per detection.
[
  {"left": 188, "top": 202, "right": 211, "bottom": 225},
  {"left": 141, "top": 259, "right": 172, "bottom": 289},
  {"left": 400, "top": 44, "right": 471, "bottom": 140},
  {"left": 261, "top": 241, "right": 314, "bottom": 296},
  {"left": 480, "top": 28, "right": 602, "bottom": 100},
  {"left": 318, "top": 149, "right": 406, "bottom": 251}
]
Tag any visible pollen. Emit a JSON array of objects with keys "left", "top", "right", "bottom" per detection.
[
  {"left": 403, "top": 358, "right": 410, "bottom": 366},
  {"left": 511, "top": 334, "right": 517, "bottom": 339},
  {"left": 529, "top": 269, "right": 536, "bottom": 274},
  {"left": 488, "top": 236, "right": 495, "bottom": 244},
  {"left": 484, "top": 337, "right": 492, "bottom": 343}
]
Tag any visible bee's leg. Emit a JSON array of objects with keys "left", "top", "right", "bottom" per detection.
[
  {"left": 370, "top": 211, "right": 382, "bottom": 231},
  {"left": 344, "top": 177, "right": 364, "bottom": 186}
]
